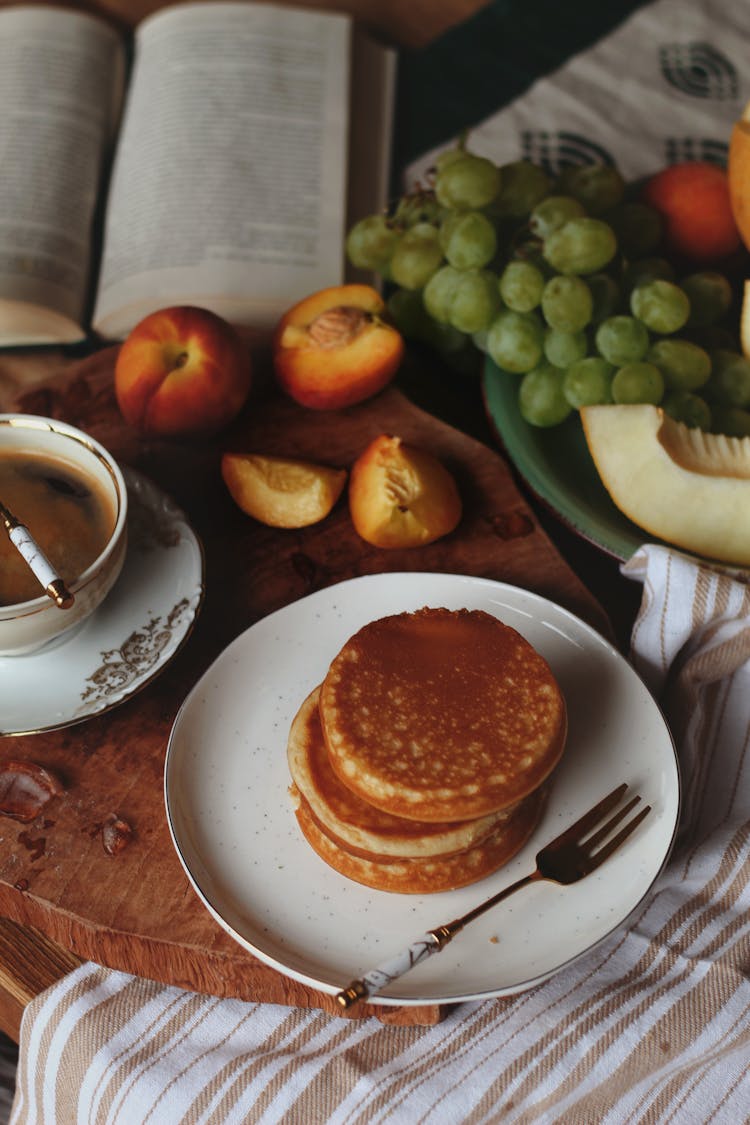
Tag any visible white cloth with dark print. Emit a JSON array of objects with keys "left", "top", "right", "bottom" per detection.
[
  {"left": 405, "top": 0, "right": 750, "bottom": 184},
  {"left": 9, "top": 542, "right": 750, "bottom": 1124}
]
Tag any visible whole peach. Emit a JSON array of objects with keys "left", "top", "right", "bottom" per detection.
[{"left": 114, "top": 306, "right": 252, "bottom": 437}]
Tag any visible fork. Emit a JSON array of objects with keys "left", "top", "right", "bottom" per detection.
[{"left": 336, "top": 782, "right": 651, "bottom": 1009}]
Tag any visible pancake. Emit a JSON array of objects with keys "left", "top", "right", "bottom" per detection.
[
  {"left": 290, "top": 783, "right": 547, "bottom": 894},
  {"left": 319, "top": 607, "right": 567, "bottom": 823},
  {"left": 287, "top": 687, "right": 514, "bottom": 859}
]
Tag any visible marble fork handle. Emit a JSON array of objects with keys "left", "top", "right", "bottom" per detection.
[{"left": 336, "top": 924, "right": 456, "bottom": 1009}]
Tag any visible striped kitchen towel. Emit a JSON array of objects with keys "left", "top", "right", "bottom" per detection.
[{"left": 9, "top": 542, "right": 750, "bottom": 1124}]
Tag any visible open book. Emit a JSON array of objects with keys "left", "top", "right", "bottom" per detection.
[{"left": 0, "top": 2, "right": 395, "bottom": 346}]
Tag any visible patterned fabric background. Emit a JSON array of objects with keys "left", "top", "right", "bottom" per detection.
[{"left": 398, "top": 0, "right": 749, "bottom": 185}]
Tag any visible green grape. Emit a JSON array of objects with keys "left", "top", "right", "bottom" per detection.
[
  {"left": 562, "top": 356, "right": 614, "bottom": 407},
  {"left": 541, "top": 275, "right": 593, "bottom": 331},
  {"left": 498, "top": 260, "right": 545, "bottom": 312},
  {"left": 557, "top": 163, "right": 626, "bottom": 215},
  {"left": 605, "top": 202, "right": 663, "bottom": 258},
  {"left": 508, "top": 238, "right": 550, "bottom": 276},
  {"left": 710, "top": 405, "right": 750, "bottom": 437},
  {"left": 621, "top": 256, "right": 675, "bottom": 292},
  {"left": 427, "top": 320, "right": 470, "bottom": 355},
  {"left": 630, "top": 280, "right": 690, "bottom": 334},
  {"left": 487, "top": 308, "right": 544, "bottom": 373},
  {"left": 423, "top": 264, "right": 463, "bottom": 323},
  {"left": 435, "top": 152, "right": 501, "bottom": 210},
  {"left": 346, "top": 214, "right": 398, "bottom": 271},
  {"left": 518, "top": 362, "right": 573, "bottom": 427},
  {"left": 595, "top": 315, "right": 650, "bottom": 365},
  {"left": 529, "top": 195, "right": 585, "bottom": 240},
  {"left": 391, "top": 285, "right": 477, "bottom": 372},
  {"left": 543, "top": 217, "right": 617, "bottom": 275},
  {"left": 544, "top": 327, "right": 587, "bottom": 368},
  {"left": 588, "top": 273, "right": 621, "bottom": 323},
  {"left": 662, "top": 390, "right": 712, "bottom": 429},
  {"left": 439, "top": 210, "right": 497, "bottom": 269},
  {"left": 472, "top": 328, "right": 489, "bottom": 353},
  {"left": 682, "top": 271, "right": 733, "bottom": 327},
  {"left": 448, "top": 269, "right": 501, "bottom": 334},
  {"left": 611, "top": 361, "right": 664, "bottom": 405},
  {"left": 492, "top": 160, "right": 552, "bottom": 217},
  {"left": 389, "top": 222, "right": 443, "bottom": 290},
  {"left": 386, "top": 287, "right": 434, "bottom": 342},
  {"left": 647, "top": 338, "right": 711, "bottom": 390},
  {"left": 434, "top": 147, "right": 466, "bottom": 172},
  {"left": 392, "top": 190, "right": 444, "bottom": 229},
  {"left": 705, "top": 350, "right": 750, "bottom": 407}
]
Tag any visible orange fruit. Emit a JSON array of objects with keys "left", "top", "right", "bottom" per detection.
[
  {"left": 728, "top": 114, "right": 750, "bottom": 253},
  {"left": 641, "top": 161, "right": 740, "bottom": 263}
]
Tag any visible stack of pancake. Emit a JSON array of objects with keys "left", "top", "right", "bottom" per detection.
[{"left": 287, "top": 607, "right": 567, "bottom": 894}]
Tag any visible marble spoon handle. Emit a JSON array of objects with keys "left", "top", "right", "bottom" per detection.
[{"left": 0, "top": 502, "right": 74, "bottom": 609}]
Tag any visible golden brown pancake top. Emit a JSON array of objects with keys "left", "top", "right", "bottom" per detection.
[{"left": 320, "top": 607, "right": 566, "bottom": 822}]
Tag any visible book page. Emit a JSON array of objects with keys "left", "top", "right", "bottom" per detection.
[
  {"left": 92, "top": 1, "right": 354, "bottom": 339},
  {"left": 0, "top": 7, "right": 124, "bottom": 345}
]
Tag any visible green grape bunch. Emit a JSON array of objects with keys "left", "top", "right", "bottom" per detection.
[{"left": 345, "top": 141, "right": 747, "bottom": 437}]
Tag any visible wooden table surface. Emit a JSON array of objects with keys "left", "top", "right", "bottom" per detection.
[{"left": 0, "top": 344, "right": 641, "bottom": 1037}]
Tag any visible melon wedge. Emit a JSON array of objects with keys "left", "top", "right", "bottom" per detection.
[
  {"left": 741, "top": 278, "right": 750, "bottom": 357},
  {"left": 580, "top": 404, "right": 750, "bottom": 564}
]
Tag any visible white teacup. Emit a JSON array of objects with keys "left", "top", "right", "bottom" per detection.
[{"left": 0, "top": 414, "right": 128, "bottom": 656}]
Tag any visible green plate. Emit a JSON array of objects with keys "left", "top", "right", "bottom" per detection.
[{"left": 481, "top": 357, "right": 650, "bottom": 563}]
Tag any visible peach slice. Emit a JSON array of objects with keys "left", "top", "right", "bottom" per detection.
[
  {"left": 348, "top": 434, "right": 462, "bottom": 548},
  {"left": 221, "top": 452, "right": 347, "bottom": 529},
  {"left": 273, "top": 284, "right": 404, "bottom": 410}
]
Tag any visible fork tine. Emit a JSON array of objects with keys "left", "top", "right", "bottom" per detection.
[
  {"left": 587, "top": 803, "right": 652, "bottom": 868},
  {"left": 584, "top": 794, "right": 642, "bottom": 851},
  {"left": 545, "top": 783, "right": 629, "bottom": 849}
]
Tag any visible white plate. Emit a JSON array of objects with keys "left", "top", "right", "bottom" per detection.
[
  {"left": 164, "top": 573, "right": 680, "bottom": 1006},
  {"left": 0, "top": 469, "right": 204, "bottom": 736}
]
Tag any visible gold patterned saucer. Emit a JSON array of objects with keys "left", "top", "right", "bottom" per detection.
[{"left": 0, "top": 469, "right": 204, "bottom": 736}]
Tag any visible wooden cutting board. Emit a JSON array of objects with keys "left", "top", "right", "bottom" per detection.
[{"left": 0, "top": 348, "right": 610, "bottom": 1025}]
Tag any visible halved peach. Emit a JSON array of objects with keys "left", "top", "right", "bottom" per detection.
[
  {"left": 348, "top": 434, "right": 462, "bottom": 548},
  {"left": 273, "top": 284, "right": 404, "bottom": 410},
  {"left": 221, "top": 452, "right": 347, "bottom": 528}
]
